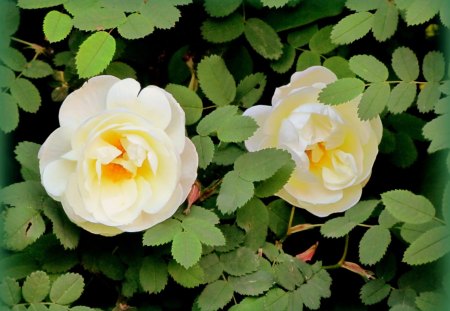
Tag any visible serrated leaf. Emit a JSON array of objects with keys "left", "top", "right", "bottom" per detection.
[
  {"left": 387, "top": 82, "right": 417, "bottom": 114},
  {"left": 235, "top": 73, "right": 267, "bottom": 108},
  {"left": 400, "top": 220, "right": 442, "bottom": 244},
  {"left": 298, "top": 267, "right": 332, "bottom": 309},
  {"left": 168, "top": 261, "right": 205, "bottom": 288},
  {"left": 217, "top": 171, "right": 254, "bottom": 214},
  {"left": 191, "top": 135, "right": 214, "bottom": 169},
  {"left": 372, "top": 0, "right": 398, "bottom": 42},
  {"left": 381, "top": 190, "right": 435, "bottom": 224},
  {"left": 244, "top": 18, "right": 283, "bottom": 60},
  {"left": 236, "top": 198, "right": 269, "bottom": 250},
  {"left": 0, "top": 65, "right": 15, "bottom": 88},
  {"left": 104, "top": 61, "right": 137, "bottom": 79},
  {"left": 358, "top": 82, "right": 390, "bottom": 120},
  {"left": 4, "top": 206, "right": 46, "bottom": 251},
  {"left": 142, "top": 218, "right": 182, "bottom": 246},
  {"left": 391, "top": 47, "right": 419, "bottom": 82},
  {"left": 415, "top": 291, "right": 446, "bottom": 311},
  {"left": 271, "top": 44, "right": 296, "bottom": 74},
  {"left": 185, "top": 206, "right": 220, "bottom": 225},
  {"left": 203, "top": 0, "right": 242, "bottom": 17},
  {"left": 220, "top": 247, "right": 259, "bottom": 276},
  {"left": 296, "top": 50, "right": 321, "bottom": 71},
  {"left": 0, "top": 47, "right": 26, "bottom": 72},
  {"left": 197, "top": 55, "right": 236, "bottom": 106},
  {"left": 234, "top": 148, "right": 292, "bottom": 182},
  {"left": 390, "top": 132, "right": 417, "bottom": 168},
  {"left": 165, "top": 83, "right": 203, "bottom": 125},
  {"left": 267, "top": 200, "right": 291, "bottom": 237},
  {"left": 0, "top": 278, "right": 21, "bottom": 306},
  {"left": 139, "top": 257, "right": 168, "bottom": 294},
  {"left": 23, "top": 60, "right": 53, "bottom": 79},
  {"left": 72, "top": 7, "right": 125, "bottom": 31},
  {"left": 345, "top": 200, "right": 379, "bottom": 223},
  {"left": 217, "top": 115, "right": 258, "bottom": 142},
  {"left": 319, "top": 77, "right": 365, "bottom": 105},
  {"left": 215, "top": 224, "right": 245, "bottom": 253},
  {"left": 274, "top": 259, "right": 305, "bottom": 291},
  {"left": 182, "top": 218, "right": 225, "bottom": 246},
  {"left": 18, "top": 0, "right": 65, "bottom": 9},
  {"left": 0, "top": 253, "right": 39, "bottom": 280},
  {"left": 43, "top": 11, "right": 73, "bottom": 43},
  {"left": 403, "top": 226, "right": 450, "bottom": 265},
  {"left": 199, "top": 253, "right": 223, "bottom": 283},
  {"left": 197, "top": 105, "right": 238, "bottom": 136},
  {"left": 201, "top": 13, "right": 244, "bottom": 43},
  {"left": 0, "top": 180, "right": 46, "bottom": 208},
  {"left": 423, "top": 51, "right": 445, "bottom": 82},
  {"left": 117, "top": 13, "right": 154, "bottom": 40},
  {"left": 360, "top": 279, "right": 391, "bottom": 305},
  {"left": 309, "top": 25, "right": 336, "bottom": 54},
  {"left": 0, "top": 1, "right": 20, "bottom": 35},
  {"left": 254, "top": 159, "right": 295, "bottom": 198},
  {"left": 213, "top": 144, "right": 245, "bottom": 166},
  {"left": 359, "top": 226, "right": 391, "bottom": 265},
  {"left": 27, "top": 303, "right": 48, "bottom": 311},
  {"left": 388, "top": 288, "right": 418, "bottom": 310},
  {"left": 287, "top": 24, "right": 318, "bottom": 48},
  {"left": 10, "top": 78, "right": 41, "bottom": 113},
  {"left": 321, "top": 217, "right": 356, "bottom": 238},
  {"left": 42, "top": 199, "right": 80, "bottom": 250},
  {"left": 423, "top": 114, "right": 450, "bottom": 152},
  {"left": 345, "top": 0, "right": 382, "bottom": 11},
  {"left": 22, "top": 271, "right": 50, "bottom": 303},
  {"left": 331, "top": 12, "right": 374, "bottom": 44},
  {"left": 172, "top": 231, "right": 202, "bottom": 268},
  {"left": 349, "top": 55, "right": 388, "bottom": 82},
  {"left": 404, "top": 0, "right": 441, "bottom": 26},
  {"left": 323, "top": 56, "right": 355, "bottom": 78},
  {"left": 140, "top": 0, "right": 180, "bottom": 29},
  {"left": 197, "top": 280, "right": 234, "bottom": 311},
  {"left": 229, "top": 270, "right": 274, "bottom": 296},
  {"left": 261, "top": 0, "right": 290, "bottom": 8},
  {"left": 76, "top": 31, "right": 115, "bottom": 78},
  {"left": 49, "top": 273, "right": 84, "bottom": 305},
  {"left": 0, "top": 92, "right": 19, "bottom": 133},
  {"left": 264, "top": 288, "right": 289, "bottom": 311}
]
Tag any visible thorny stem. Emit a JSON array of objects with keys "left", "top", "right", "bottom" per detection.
[{"left": 323, "top": 234, "right": 350, "bottom": 270}]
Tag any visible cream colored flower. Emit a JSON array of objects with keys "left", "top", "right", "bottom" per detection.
[
  {"left": 243, "top": 66, "right": 382, "bottom": 217},
  {"left": 39, "top": 76, "right": 198, "bottom": 236}
]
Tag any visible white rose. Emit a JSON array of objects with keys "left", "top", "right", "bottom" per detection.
[
  {"left": 38, "top": 76, "right": 198, "bottom": 236},
  {"left": 243, "top": 66, "right": 382, "bottom": 217}
]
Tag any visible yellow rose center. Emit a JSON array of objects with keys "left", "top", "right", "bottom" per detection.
[
  {"left": 102, "top": 162, "right": 133, "bottom": 182},
  {"left": 305, "top": 142, "right": 330, "bottom": 169}
]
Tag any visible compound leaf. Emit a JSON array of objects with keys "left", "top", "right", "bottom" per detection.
[
  {"left": 381, "top": 190, "right": 435, "bottom": 224},
  {"left": 49, "top": 273, "right": 84, "bottom": 305},
  {"left": 76, "top": 31, "right": 115, "bottom": 78},
  {"left": 331, "top": 12, "right": 373, "bottom": 44}
]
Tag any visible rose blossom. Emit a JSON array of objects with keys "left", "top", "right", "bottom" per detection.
[
  {"left": 38, "top": 76, "right": 198, "bottom": 236},
  {"left": 243, "top": 66, "right": 382, "bottom": 217}
]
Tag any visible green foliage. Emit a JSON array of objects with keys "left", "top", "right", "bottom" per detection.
[
  {"left": 359, "top": 226, "right": 391, "bottom": 265},
  {"left": 391, "top": 47, "right": 419, "bottom": 82},
  {"left": 244, "top": 18, "right": 283, "bottom": 60},
  {"left": 349, "top": 55, "right": 388, "bottom": 82},
  {"left": 319, "top": 77, "right": 365, "bottom": 105},
  {"left": 10, "top": 78, "right": 41, "bottom": 113},
  {"left": 172, "top": 231, "right": 203, "bottom": 269},
  {"left": 358, "top": 82, "right": 390, "bottom": 120},
  {"left": 296, "top": 50, "right": 321, "bottom": 71},
  {"left": 201, "top": 13, "right": 245, "bottom": 43},
  {"left": 403, "top": 226, "right": 450, "bottom": 265},
  {"left": 192, "top": 135, "right": 215, "bottom": 169},
  {"left": 360, "top": 279, "right": 391, "bottom": 305},
  {"left": 43, "top": 11, "right": 73, "bottom": 43},
  {"left": 203, "top": 0, "right": 242, "bottom": 18},
  {"left": 309, "top": 26, "right": 337, "bottom": 54},
  {"left": 331, "top": 12, "right": 373, "bottom": 44},
  {"left": 22, "top": 271, "right": 50, "bottom": 303},
  {"left": 139, "top": 257, "right": 168, "bottom": 294},
  {"left": 0, "top": 93, "right": 19, "bottom": 132},
  {"left": 0, "top": 278, "right": 21, "bottom": 306},
  {"left": 220, "top": 247, "right": 259, "bottom": 276},
  {"left": 271, "top": 44, "right": 296, "bottom": 74},
  {"left": 229, "top": 270, "right": 274, "bottom": 296},
  {"left": 236, "top": 198, "right": 269, "bottom": 250},
  {"left": 423, "top": 113, "right": 450, "bottom": 152},
  {"left": 49, "top": 273, "right": 84, "bottom": 305},
  {"left": 142, "top": 218, "right": 182, "bottom": 247},
  {"left": 117, "top": 13, "right": 154, "bottom": 40},
  {"left": 17, "top": 0, "right": 66, "bottom": 9},
  {"left": 217, "top": 171, "right": 254, "bottom": 214},
  {"left": 235, "top": 73, "right": 267, "bottom": 108},
  {"left": 167, "top": 261, "right": 205, "bottom": 288},
  {"left": 22, "top": 60, "right": 53, "bottom": 79},
  {"left": 197, "top": 280, "right": 234, "bottom": 311},
  {"left": 165, "top": 84, "right": 203, "bottom": 125},
  {"left": 387, "top": 82, "right": 417, "bottom": 114}
]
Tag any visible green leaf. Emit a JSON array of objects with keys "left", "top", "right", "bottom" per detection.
[
  {"left": 4, "top": 206, "right": 46, "bottom": 251},
  {"left": 345, "top": 0, "right": 382, "bottom": 11},
  {"left": 423, "top": 51, "right": 445, "bottom": 82},
  {"left": 142, "top": 218, "right": 182, "bottom": 246},
  {"left": 296, "top": 50, "right": 321, "bottom": 71},
  {"left": 0, "top": 180, "right": 46, "bottom": 208},
  {"left": 199, "top": 253, "right": 223, "bottom": 283},
  {"left": 201, "top": 13, "right": 244, "bottom": 43},
  {"left": 165, "top": 84, "right": 203, "bottom": 125},
  {"left": 321, "top": 217, "right": 356, "bottom": 238},
  {"left": 234, "top": 148, "right": 293, "bottom": 182},
  {"left": 359, "top": 226, "right": 391, "bottom": 265},
  {"left": 318, "top": 77, "right": 365, "bottom": 105},
  {"left": 191, "top": 135, "right": 214, "bottom": 169},
  {"left": 267, "top": 200, "right": 291, "bottom": 237},
  {"left": 0, "top": 65, "right": 15, "bottom": 88},
  {"left": 404, "top": 0, "right": 442, "bottom": 26},
  {"left": 417, "top": 83, "right": 441, "bottom": 113},
  {"left": 271, "top": 44, "right": 296, "bottom": 74},
  {"left": 220, "top": 247, "right": 259, "bottom": 276},
  {"left": 403, "top": 226, "right": 450, "bottom": 265},
  {"left": 139, "top": 257, "right": 168, "bottom": 294},
  {"left": 215, "top": 224, "right": 245, "bottom": 253},
  {"left": 349, "top": 55, "right": 389, "bottom": 82},
  {"left": 323, "top": 56, "right": 355, "bottom": 78},
  {"left": 381, "top": 190, "right": 435, "bottom": 224},
  {"left": 0, "top": 253, "right": 39, "bottom": 280},
  {"left": 22, "top": 271, "right": 50, "bottom": 303},
  {"left": 229, "top": 297, "right": 266, "bottom": 311},
  {"left": 360, "top": 279, "right": 391, "bottom": 305},
  {"left": 42, "top": 199, "right": 80, "bottom": 250},
  {"left": 0, "top": 1, "right": 20, "bottom": 36},
  {"left": 49, "top": 273, "right": 84, "bottom": 305},
  {"left": 236, "top": 198, "right": 269, "bottom": 250},
  {"left": 103, "top": 61, "right": 137, "bottom": 79},
  {"left": 197, "top": 55, "right": 236, "bottom": 106},
  {"left": 76, "top": 31, "right": 116, "bottom": 78},
  {"left": 244, "top": 18, "right": 283, "bottom": 60},
  {"left": 235, "top": 73, "right": 267, "bottom": 108},
  {"left": 72, "top": 7, "right": 126, "bottom": 31},
  {"left": 372, "top": 0, "right": 398, "bottom": 41},
  {"left": 140, "top": 0, "right": 181, "bottom": 29},
  {"left": 261, "top": 0, "right": 291, "bottom": 8},
  {"left": 117, "top": 13, "right": 154, "bottom": 40},
  {"left": 345, "top": 200, "right": 379, "bottom": 223},
  {"left": 331, "top": 12, "right": 374, "bottom": 44},
  {"left": 390, "top": 132, "right": 417, "bottom": 168},
  {"left": 10, "top": 78, "right": 41, "bottom": 113},
  {"left": 264, "top": 288, "right": 289, "bottom": 311},
  {"left": 43, "top": 11, "right": 73, "bottom": 43},
  {"left": 254, "top": 159, "right": 295, "bottom": 198},
  {"left": 400, "top": 220, "right": 442, "bottom": 244},
  {"left": 298, "top": 266, "right": 332, "bottom": 309},
  {"left": 415, "top": 291, "right": 446, "bottom": 311},
  {"left": 203, "top": 0, "right": 242, "bottom": 17},
  {"left": 229, "top": 270, "right": 274, "bottom": 296},
  {"left": 217, "top": 171, "right": 254, "bottom": 214},
  {"left": 423, "top": 114, "right": 450, "bottom": 153},
  {"left": 172, "top": 231, "right": 202, "bottom": 268},
  {"left": 287, "top": 290, "right": 304, "bottom": 311},
  {"left": 388, "top": 288, "right": 418, "bottom": 310},
  {"left": 182, "top": 218, "right": 225, "bottom": 246},
  {"left": 0, "top": 92, "right": 19, "bottom": 133},
  {"left": 387, "top": 82, "right": 417, "bottom": 114},
  {"left": 273, "top": 256, "right": 305, "bottom": 291},
  {"left": 287, "top": 24, "right": 318, "bottom": 48},
  {"left": 197, "top": 280, "right": 234, "bottom": 311},
  {"left": 18, "top": 0, "right": 66, "bottom": 9},
  {"left": 0, "top": 47, "right": 26, "bottom": 72},
  {"left": 358, "top": 82, "right": 390, "bottom": 120},
  {"left": 197, "top": 106, "right": 238, "bottom": 136},
  {"left": 213, "top": 144, "right": 245, "bottom": 166},
  {"left": 168, "top": 261, "right": 204, "bottom": 288},
  {"left": 23, "top": 60, "right": 53, "bottom": 79},
  {"left": 309, "top": 26, "right": 337, "bottom": 54},
  {"left": 391, "top": 47, "right": 419, "bottom": 82},
  {"left": 217, "top": 115, "right": 258, "bottom": 143},
  {"left": 0, "top": 277, "right": 21, "bottom": 306},
  {"left": 186, "top": 206, "right": 220, "bottom": 225}
]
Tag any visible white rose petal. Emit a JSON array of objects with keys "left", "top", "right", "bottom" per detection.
[
  {"left": 39, "top": 75, "right": 198, "bottom": 236},
  {"left": 243, "top": 66, "right": 381, "bottom": 217}
]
